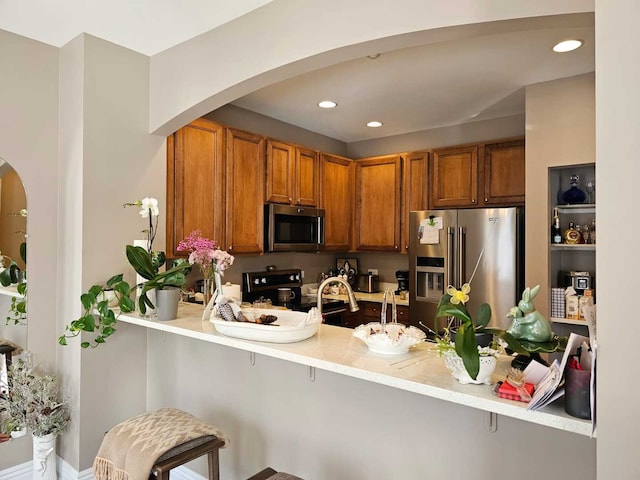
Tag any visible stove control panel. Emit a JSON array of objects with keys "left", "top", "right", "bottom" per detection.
[{"left": 243, "top": 269, "right": 303, "bottom": 293}]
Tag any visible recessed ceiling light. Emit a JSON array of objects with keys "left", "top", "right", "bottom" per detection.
[
  {"left": 552, "top": 39, "right": 583, "bottom": 53},
  {"left": 318, "top": 100, "right": 337, "bottom": 109},
  {"left": 366, "top": 121, "right": 383, "bottom": 128}
]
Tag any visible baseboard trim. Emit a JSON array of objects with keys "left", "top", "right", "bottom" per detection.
[
  {"left": 0, "top": 458, "right": 202, "bottom": 480},
  {"left": 58, "top": 457, "right": 93, "bottom": 480},
  {"left": 0, "top": 461, "right": 31, "bottom": 480}
]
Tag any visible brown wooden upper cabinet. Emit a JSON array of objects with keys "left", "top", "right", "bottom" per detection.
[
  {"left": 166, "top": 118, "right": 225, "bottom": 257},
  {"left": 430, "top": 144, "right": 479, "bottom": 209},
  {"left": 482, "top": 138, "right": 525, "bottom": 206},
  {"left": 401, "top": 151, "right": 428, "bottom": 253},
  {"left": 319, "top": 153, "right": 353, "bottom": 251},
  {"left": 266, "top": 139, "right": 319, "bottom": 207},
  {"left": 226, "top": 128, "right": 266, "bottom": 255},
  {"left": 354, "top": 155, "right": 401, "bottom": 251},
  {"left": 429, "top": 138, "right": 524, "bottom": 209}
]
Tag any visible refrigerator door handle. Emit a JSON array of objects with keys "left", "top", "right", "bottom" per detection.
[
  {"left": 458, "top": 226, "right": 466, "bottom": 286},
  {"left": 447, "top": 227, "right": 454, "bottom": 289}
]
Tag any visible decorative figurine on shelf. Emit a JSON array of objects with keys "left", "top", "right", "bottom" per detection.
[
  {"left": 506, "top": 285, "right": 553, "bottom": 342},
  {"left": 561, "top": 174, "right": 587, "bottom": 204}
]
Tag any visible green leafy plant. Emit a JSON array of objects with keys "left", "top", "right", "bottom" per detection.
[
  {"left": 434, "top": 284, "right": 566, "bottom": 380},
  {"left": 434, "top": 284, "right": 497, "bottom": 380},
  {"left": 0, "top": 241, "right": 27, "bottom": 325},
  {"left": 58, "top": 245, "right": 190, "bottom": 348}
]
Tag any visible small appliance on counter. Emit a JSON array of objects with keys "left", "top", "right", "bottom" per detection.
[
  {"left": 395, "top": 270, "right": 409, "bottom": 295},
  {"left": 356, "top": 273, "right": 379, "bottom": 293}
]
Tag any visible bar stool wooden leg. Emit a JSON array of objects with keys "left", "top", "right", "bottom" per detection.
[{"left": 207, "top": 448, "right": 219, "bottom": 480}]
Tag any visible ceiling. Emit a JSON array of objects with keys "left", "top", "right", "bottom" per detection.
[
  {"left": 233, "top": 19, "right": 595, "bottom": 143},
  {"left": 0, "top": 0, "right": 274, "bottom": 55},
  {"left": 0, "top": 4, "right": 594, "bottom": 143}
]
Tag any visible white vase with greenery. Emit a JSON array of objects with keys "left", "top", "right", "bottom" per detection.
[{"left": 0, "top": 356, "right": 70, "bottom": 480}]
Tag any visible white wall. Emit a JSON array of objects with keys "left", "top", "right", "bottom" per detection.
[
  {"left": 524, "top": 73, "right": 595, "bottom": 317},
  {"left": 0, "top": 29, "right": 59, "bottom": 470},
  {"left": 149, "top": 0, "right": 593, "bottom": 136},
  {"left": 348, "top": 114, "right": 525, "bottom": 158},
  {"left": 147, "top": 331, "right": 595, "bottom": 480},
  {"left": 75, "top": 35, "right": 165, "bottom": 470},
  {"left": 595, "top": 1, "right": 640, "bottom": 477}
]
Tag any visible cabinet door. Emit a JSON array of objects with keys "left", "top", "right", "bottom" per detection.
[
  {"left": 343, "top": 309, "right": 362, "bottom": 329},
  {"left": 401, "top": 151, "right": 428, "bottom": 253},
  {"left": 319, "top": 153, "right": 353, "bottom": 251},
  {"left": 266, "top": 139, "right": 294, "bottom": 204},
  {"left": 226, "top": 128, "right": 265, "bottom": 254},
  {"left": 166, "top": 118, "right": 225, "bottom": 257},
  {"left": 482, "top": 139, "right": 525, "bottom": 206},
  {"left": 430, "top": 145, "right": 478, "bottom": 208},
  {"left": 295, "top": 147, "right": 319, "bottom": 206},
  {"left": 396, "top": 305, "right": 410, "bottom": 326},
  {"left": 360, "top": 301, "right": 382, "bottom": 323},
  {"left": 355, "top": 155, "right": 401, "bottom": 251}
]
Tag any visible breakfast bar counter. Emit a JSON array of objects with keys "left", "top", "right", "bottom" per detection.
[{"left": 117, "top": 302, "right": 592, "bottom": 438}]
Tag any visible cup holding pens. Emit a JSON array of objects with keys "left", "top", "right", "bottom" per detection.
[{"left": 564, "top": 364, "right": 592, "bottom": 419}]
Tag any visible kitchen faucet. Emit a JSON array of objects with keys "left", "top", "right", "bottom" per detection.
[{"left": 317, "top": 276, "right": 359, "bottom": 314}]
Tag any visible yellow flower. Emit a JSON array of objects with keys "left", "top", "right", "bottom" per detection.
[{"left": 447, "top": 283, "right": 470, "bottom": 305}]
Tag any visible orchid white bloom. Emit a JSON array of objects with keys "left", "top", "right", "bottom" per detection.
[{"left": 139, "top": 197, "right": 159, "bottom": 218}]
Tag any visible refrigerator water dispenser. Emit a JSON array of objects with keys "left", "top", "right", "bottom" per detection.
[{"left": 415, "top": 257, "right": 445, "bottom": 301}]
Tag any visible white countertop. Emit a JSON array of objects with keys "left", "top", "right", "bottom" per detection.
[
  {"left": 116, "top": 302, "right": 593, "bottom": 437},
  {"left": 0, "top": 285, "right": 21, "bottom": 298}
]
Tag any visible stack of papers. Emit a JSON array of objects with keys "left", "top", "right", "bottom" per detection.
[{"left": 524, "top": 305, "right": 597, "bottom": 435}]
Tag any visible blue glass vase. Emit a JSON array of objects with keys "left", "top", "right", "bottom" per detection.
[{"left": 562, "top": 175, "right": 586, "bottom": 204}]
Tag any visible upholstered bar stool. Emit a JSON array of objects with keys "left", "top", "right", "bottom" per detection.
[
  {"left": 151, "top": 435, "right": 226, "bottom": 480},
  {"left": 94, "top": 408, "right": 229, "bottom": 480}
]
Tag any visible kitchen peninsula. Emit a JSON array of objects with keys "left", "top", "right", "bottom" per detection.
[{"left": 119, "top": 302, "right": 592, "bottom": 437}]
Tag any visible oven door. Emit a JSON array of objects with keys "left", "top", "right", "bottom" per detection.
[
  {"left": 265, "top": 204, "right": 325, "bottom": 252},
  {"left": 321, "top": 307, "right": 347, "bottom": 326}
]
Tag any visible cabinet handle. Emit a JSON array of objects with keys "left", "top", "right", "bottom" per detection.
[
  {"left": 289, "top": 197, "right": 292, "bottom": 203},
  {"left": 471, "top": 198, "right": 476, "bottom": 204},
  {"left": 297, "top": 198, "right": 301, "bottom": 204},
  {"left": 405, "top": 245, "right": 408, "bottom": 250},
  {"left": 229, "top": 245, "right": 233, "bottom": 251},
  {"left": 394, "top": 245, "right": 398, "bottom": 250},
  {"left": 485, "top": 198, "right": 488, "bottom": 202}
]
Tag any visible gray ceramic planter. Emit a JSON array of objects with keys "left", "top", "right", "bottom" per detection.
[{"left": 155, "top": 287, "right": 180, "bottom": 321}]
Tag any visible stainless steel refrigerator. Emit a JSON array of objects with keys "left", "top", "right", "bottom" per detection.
[{"left": 409, "top": 207, "right": 524, "bottom": 333}]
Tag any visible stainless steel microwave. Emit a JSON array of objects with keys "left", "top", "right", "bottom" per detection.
[{"left": 265, "top": 204, "right": 325, "bottom": 252}]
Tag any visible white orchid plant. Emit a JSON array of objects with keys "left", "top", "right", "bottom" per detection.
[
  {"left": 60, "top": 197, "right": 190, "bottom": 348},
  {"left": 123, "top": 197, "right": 159, "bottom": 254}
]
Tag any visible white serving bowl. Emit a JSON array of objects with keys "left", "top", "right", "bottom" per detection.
[{"left": 353, "top": 322, "right": 426, "bottom": 355}]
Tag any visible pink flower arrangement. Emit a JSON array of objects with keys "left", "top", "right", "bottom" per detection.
[{"left": 177, "top": 230, "right": 234, "bottom": 278}]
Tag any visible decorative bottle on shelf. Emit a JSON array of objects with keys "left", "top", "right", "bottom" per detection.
[
  {"left": 564, "top": 222, "right": 583, "bottom": 244},
  {"left": 561, "top": 175, "right": 587, "bottom": 204},
  {"left": 551, "top": 208, "right": 562, "bottom": 244}
]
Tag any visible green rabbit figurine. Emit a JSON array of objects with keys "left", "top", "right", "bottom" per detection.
[{"left": 506, "top": 285, "right": 553, "bottom": 342}]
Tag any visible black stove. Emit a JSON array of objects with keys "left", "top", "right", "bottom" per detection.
[{"left": 242, "top": 269, "right": 346, "bottom": 323}]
